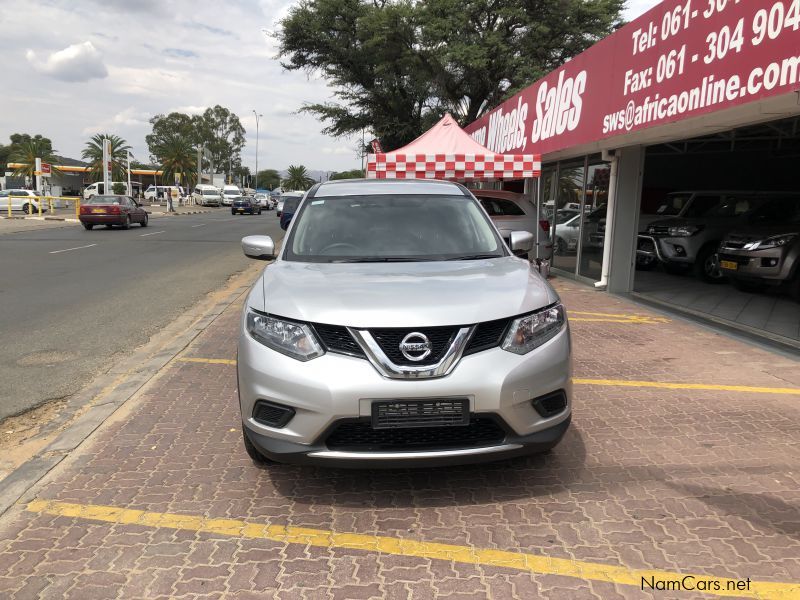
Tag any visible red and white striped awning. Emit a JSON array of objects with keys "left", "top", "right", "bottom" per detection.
[{"left": 367, "top": 153, "right": 541, "bottom": 180}]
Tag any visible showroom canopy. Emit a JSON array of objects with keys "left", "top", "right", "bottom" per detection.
[{"left": 366, "top": 114, "right": 541, "bottom": 181}]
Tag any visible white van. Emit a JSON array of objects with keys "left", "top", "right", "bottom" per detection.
[
  {"left": 144, "top": 185, "right": 185, "bottom": 202},
  {"left": 221, "top": 185, "right": 242, "bottom": 206},
  {"left": 193, "top": 185, "right": 221, "bottom": 207},
  {"left": 83, "top": 182, "right": 129, "bottom": 199}
]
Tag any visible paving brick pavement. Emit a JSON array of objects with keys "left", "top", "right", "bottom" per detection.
[{"left": 0, "top": 276, "right": 798, "bottom": 599}]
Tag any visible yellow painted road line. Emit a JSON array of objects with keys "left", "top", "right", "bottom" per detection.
[
  {"left": 176, "top": 357, "right": 237, "bottom": 365},
  {"left": 574, "top": 378, "right": 800, "bottom": 396},
  {"left": 25, "top": 499, "right": 798, "bottom": 599},
  {"left": 569, "top": 311, "right": 670, "bottom": 324}
]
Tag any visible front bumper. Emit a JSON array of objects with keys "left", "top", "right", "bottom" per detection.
[
  {"left": 636, "top": 234, "right": 700, "bottom": 265},
  {"left": 238, "top": 320, "right": 572, "bottom": 466},
  {"left": 718, "top": 249, "right": 793, "bottom": 284}
]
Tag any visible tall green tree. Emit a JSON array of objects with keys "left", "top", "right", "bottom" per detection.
[
  {"left": 153, "top": 134, "right": 197, "bottom": 187},
  {"left": 283, "top": 165, "right": 315, "bottom": 191},
  {"left": 330, "top": 169, "right": 364, "bottom": 180},
  {"left": 81, "top": 134, "right": 131, "bottom": 181},
  {"left": 146, "top": 106, "right": 246, "bottom": 178},
  {"left": 7, "top": 136, "right": 59, "bottom": 179},
  {"left": 278, "top": 0, "right": 624, "bottom": 149},
  {"left": 256, "top": 169, "right": 281, "bottom": 189}
]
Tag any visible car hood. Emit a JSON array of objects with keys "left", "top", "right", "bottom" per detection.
[
  {"left": 726, "top": 224, "right": 800, "bottom": 240},
  {"left": 248, "top": 258, "right": 559, "bottom": 327}
]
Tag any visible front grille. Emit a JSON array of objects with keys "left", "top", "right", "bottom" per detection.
[
  {"left": 312, "top": 324, "right": 365, "bottom": 357},
  {"left": 721, "top": 239, "right": 749, "bottom": 250},
  {"left": 648, "top": 225, "right": 670, "bottom": 236},
  {"left": 464, "top": 318, "right": 511, "bottom": 355},
  {"left": 315, "top": 318, "right": 513, "bottom": 363},
  {"left": 325, "top": 417, "right": 506, "bottom": 451},
  {"left": 370, "top": 327, "right": 457, "bottom": 366}
]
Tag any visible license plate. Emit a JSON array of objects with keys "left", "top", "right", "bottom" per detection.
[
  {"left": 92, "top": 208, "right": 106, "bottom": 213},
  {"left": 720, "top": 260, "right": 738, "bottom": 270},
  {"left": 371, "top": 399, "right": 469, "bottom": 429}
]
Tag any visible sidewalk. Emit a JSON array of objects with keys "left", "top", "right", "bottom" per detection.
[{"left": 0, "top": 275, "right": 798, "bottom": 599}]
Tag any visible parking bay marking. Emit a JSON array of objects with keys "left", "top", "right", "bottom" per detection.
[
  {"left": 175, "top": 357, "right": 800, "bottom": 396},
  {"left": 574, "top": 378, "right": 800, "bottom": 396},
  {"left": 140, "top": 230, "right": 165, "bottom": 237},
  {"left": 24, "top": 499, "right": 798, "bottom": 599},
  {"left": 569, "top": 311, "right": 670, "bottom": 324},
  {"left": 49, "top": 243, "right": 97, "bottom": 254}
]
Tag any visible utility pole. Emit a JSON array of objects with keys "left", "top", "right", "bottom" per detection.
[
  {"left": 252, "top": 110, "right": 262, "bottom": 190},
  {"left": 126, "top": 151, "right": 132, "bottom": 196}
]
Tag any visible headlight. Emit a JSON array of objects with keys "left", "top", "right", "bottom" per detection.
[
  {"left": 668, "top": 225, "right": 702, "bottom": 237},
  {"left": 743, "top": 233, "right": 797, "bottom": 251},
  {"left": 246, "top": 310, "right": 324, "bottom": 361},
  {"left": 502, "top": 304, "right": 565, "bottom": 355}
]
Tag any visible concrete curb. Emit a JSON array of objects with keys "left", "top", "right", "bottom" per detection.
[{"left": 0, "top": 263, "right": 264, "bottom": 517}]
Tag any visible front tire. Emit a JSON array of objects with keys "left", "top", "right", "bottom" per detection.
[
  {"left": 242, "top": 426, "right": 271, "bottom": 465},
  {"left": 140, "top": 214, "right": 148, "bottom": 227},
  {"left": 694, "top": 245, "right": 725, "bottom": 283},
  {"left": 22, "top": 203, "right": 32, "bottom": 215}
]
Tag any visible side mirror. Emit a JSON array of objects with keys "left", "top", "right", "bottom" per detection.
[
  {"left": 242, "top": 235, "right": 275, "bottom": 260},
  {"left": 509, "top": 230, "right": 534, "bottom": 252}
]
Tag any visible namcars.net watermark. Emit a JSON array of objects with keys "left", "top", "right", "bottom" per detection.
[{"left": 642, "top": 575, "right": 752, "bottom": 593}]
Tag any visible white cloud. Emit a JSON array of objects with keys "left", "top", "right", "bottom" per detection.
[
  {"left": 82, "top": 107, "right": 151, "bottom": 135},
  {"left": 322, "top": 146, "right": 355, "bottom": 156},
  {"left": 169, "top": 105, "right": 208, "bottom": 115},
  {"left": 26, "top": 41, "right": 108, "bottom": 82}
]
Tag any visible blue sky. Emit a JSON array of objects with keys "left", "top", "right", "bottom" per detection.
[{"left": 0, "top": 0, "right": 661, "bottom": 173}]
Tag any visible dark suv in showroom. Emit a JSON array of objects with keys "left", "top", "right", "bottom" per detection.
[{"left": 718, "top": 196, "right": 800, "bottom": 299}]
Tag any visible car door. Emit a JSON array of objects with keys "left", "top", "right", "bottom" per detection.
[
  {"left": 128, "top": 197, "right": 144, "bottom": 222},
  {"left": 10, "top": 190, "right": 31, "bottom": 211}
]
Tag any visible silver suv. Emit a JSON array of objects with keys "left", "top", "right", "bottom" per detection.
[{"left": 237, "top": 179, "right": 572, "bottom": 467}]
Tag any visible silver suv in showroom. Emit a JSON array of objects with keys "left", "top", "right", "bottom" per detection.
[{"left": 237, "top": 179, "right": 572, "bottom": 467}]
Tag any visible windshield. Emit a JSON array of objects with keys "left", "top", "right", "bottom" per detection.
[
  {"left": 282, "top": 198, "right": 301, "bottom": 213},
  {"left": 87, "top": 195, "right": 124, "bottom": 204},
  {"left": 750, "top": 197, "right": 800, "bottom": 224},
  {"left": 704, "top": 195, "right": 766, "bottom": 218},
  {"left": 286, "top": 194, "right": 504, "bottom": 262},
  {"left": 656, "top": 194, "right": 692, "bottom": 215}
]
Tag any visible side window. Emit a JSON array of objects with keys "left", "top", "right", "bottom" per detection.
[
  {"left": 479, "top": 199, "right": 499, "bottom": 216},
  {"left": 493, "top": 200, "right": 525, "bottom": 216}
]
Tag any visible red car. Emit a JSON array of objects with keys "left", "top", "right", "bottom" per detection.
[{"left": 79, "top": 195, "right": 149, "bottom": 230}]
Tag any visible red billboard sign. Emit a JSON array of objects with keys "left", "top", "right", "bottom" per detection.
[
  {"left": 465, "top": 0, "right": 800, "bottom": 156},
  {"left": 40, "top": 163, "right": 51, "bottom": 175}
]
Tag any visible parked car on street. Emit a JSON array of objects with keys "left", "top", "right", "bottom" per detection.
[
  {"left": 279, "top": 195, "right": 302, "bottom": 230},
  {"left": 79, "top": 195, "right": 148, "bottom": 230},
  {"left": 636, "top": 192, "right": 787, "bottom": 281},
  {"left": 719, "top": 196, "right": 800, "bottom": 299},
  {"left": 0, "top": 189, "right": 47, "bottom": 213},
  {"left": 275, "top": 191, "right": 304, "bottom": 218},
  {"left": 237, "top": 178, "right": 571, "bottom": 467},
  {"left": 471, "top": 190, "right": 553, "bottom": 261},
  {"left": 192, "top": 185, "right": 222, "bottom": 207},
  {"left": 232, "top": 196, "right": 262, "bottom": 215}
]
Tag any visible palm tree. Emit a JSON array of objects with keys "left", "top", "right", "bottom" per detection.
[
  {"left": 283, "top": 165, "right": 315, "bottom": 191},
  {"left": 8, "top": 139, "right": 59, "bottom": 180},
  {"left": 81, "top": 134, "right": 131, "bottom": 181},
  {"left": 155, "top": 134, "right": 196, "bottom": 188}
]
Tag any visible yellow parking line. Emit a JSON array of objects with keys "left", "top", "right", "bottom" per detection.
[
  {"left": 569, "top": 311, "right": 670, "bottom": 324},
  {"left": 25, "top": 500, "right": 797, "bottom": 599},
  {"left": 574, "top": 378, "right": 800, "bottom": 396},
  {"left": 176, "top": 357, "right": 237, "bottom": 365}
]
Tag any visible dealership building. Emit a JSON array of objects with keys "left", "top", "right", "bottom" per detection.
[{"left": 465, "top": 0, "right": 800, "bottom": 350}]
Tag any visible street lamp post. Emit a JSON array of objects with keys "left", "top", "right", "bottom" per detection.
[{"left": 252, "top": 110, "right": 263, "bottom": 190}]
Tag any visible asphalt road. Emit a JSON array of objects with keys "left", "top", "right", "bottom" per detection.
[{"left": 0, "top": 210, "right": 283, "bottom": 420}]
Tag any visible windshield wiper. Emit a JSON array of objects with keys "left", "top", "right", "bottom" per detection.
[
  {"left": 330, "top": 257, "right": 431, "bottom": 263},
  {"left": 445, "top": 254, "right": 503, "bottom": 261}
]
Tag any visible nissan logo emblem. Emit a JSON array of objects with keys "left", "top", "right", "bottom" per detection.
[{"left": 399, "top": 332, "right": 432, "bottom": 362}]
